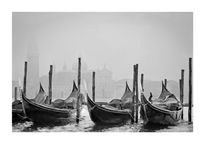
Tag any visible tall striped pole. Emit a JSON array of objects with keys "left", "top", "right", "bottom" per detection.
[
  {"left": 48, "top": 65, "right": 53, "bottom": 104},
  {"left": 14, "top": 87, "right": 17, "bottom": 101},
  {"left": 135, "top": 64, "right": 139, "bottom": 123},
  {"left": 188, "top": 58, "right": 192, "bottom": 123},
  {"left": 22, "top": 61, "right": 27, "bottom": 117},
  {"left": 141, "top": 73, "right": 144, "bottom": 92},
  {"left": 92, "top": 71, "right": 95, "bottom": 102},
  {"left": 180, "top": 69, "right": 184, "bottom": 120},
  {"left": 131, "top": 65, "right": 136, "bottom": 123},
  {"left": 23, "top": 61, "right": 27, "bottom": 95},
  {"left": 76, "top": 57, "right": 81, "bottom": 124}
]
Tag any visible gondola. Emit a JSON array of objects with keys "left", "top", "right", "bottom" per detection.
[
  {"left": 12, "top": 83, "right": 47, "bottom": 123},
  {"left": 140, "top": 82, "right": 182, "bottom": 125},
  {"left": 21, "top": 91, "right": 76, "bottom": 125},
  {"left": 87, "top": 95, "right": 132, "bottom": 125}
]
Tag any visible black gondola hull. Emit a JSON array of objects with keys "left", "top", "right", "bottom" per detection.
[
  {"left": 12, "top": 101, "right": 27, "bottom": 123},
  {"left": 12, "top": 109, "right": 25, "bottom": 123},
  {"left": 141, "top": 94, "right": 182, "bottom": 125},
  {"left": 22, "top": 93, "right": 76, "bottom": 125},
  {"left": 87, "top": 95, "right": 132, "bottom": 125}
]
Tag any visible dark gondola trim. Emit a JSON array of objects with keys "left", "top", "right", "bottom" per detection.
[
  {"left": 87, "top": 95, "right": 131, "bottom": 115},
  {"left": 22, "top": 92, "right": 72, "bottom": 114}
]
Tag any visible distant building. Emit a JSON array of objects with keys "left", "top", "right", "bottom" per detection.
[
  {"left": 95, "top": 66, "right": 114, "bottom": 101},
  {"left": 39, "top": 62, "right": 114, "bottom": 102},
  {"left": 40, "top": 63, "right": 81, "bottom": 100}
]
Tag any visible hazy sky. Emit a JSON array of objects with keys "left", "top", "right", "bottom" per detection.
[{"left": 12, "top": 12, "right": 193, "bottom": 81}]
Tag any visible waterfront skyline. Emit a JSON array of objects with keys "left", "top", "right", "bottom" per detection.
[{"left": 12, "top": 12, "right": 193, "bottom": 81}]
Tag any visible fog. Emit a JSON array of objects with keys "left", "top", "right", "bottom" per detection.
[{"left": 12, "top": 12, "right": 193, "bottom": 81}]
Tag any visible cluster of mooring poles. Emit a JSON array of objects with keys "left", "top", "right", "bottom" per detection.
[{"left": 15, "top": 57, "right": 192, "bottom": 124}]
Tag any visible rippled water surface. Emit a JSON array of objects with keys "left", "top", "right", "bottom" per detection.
[{"left": 12, "top": 106, "right": 193, "bottom": 132}]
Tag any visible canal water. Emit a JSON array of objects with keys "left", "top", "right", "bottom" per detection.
[{"left": 12, "top": 106, "right": 193, "bottom": 132}]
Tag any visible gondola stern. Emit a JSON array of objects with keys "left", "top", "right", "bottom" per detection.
[
  {"left": 72, "top": 80, "right": 78, "bottom": 92},
  {"left": 39, "top": 82, "right": 45, "bottom": 93},
  {"left": 125, "top": 81, "right": 131, "bottom": 92},
  {"left": 86, "top": 94, "right": 96, "bottom": 108}
]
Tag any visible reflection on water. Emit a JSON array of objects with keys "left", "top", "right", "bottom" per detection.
[{"left": 12, "top": 106, "right": 193, "bottom": 132}]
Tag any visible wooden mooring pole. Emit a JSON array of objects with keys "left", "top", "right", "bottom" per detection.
[
  {"left": 92, "top": 71, "right": 95, "bottom": 102},
  {"left": 131, "top": 65, "right": 136, "bottom": 123},
  {"left": 78, "top": 57, "right": 81, "bottom": 91},
  {"left": 48, "top": 65, "right": 53, "bottom": 105},
  {"left": 76, "top": 57, "right": 81, "bottom": 124},
  {"left": 135, "top": 64, "right": 139, "bottom": 123},
  {"left": 14, "top": 87, "right": 17, "bottom": 101},
  {"left": 23, "top": 61, "right": 27, "bottom": 95},
  {"left": 141, "top": 73, "right": 144, "bottom": 92},
  {"left": 22, "top": 61, "right": 27, "bottom": 117},
  {"left": 140, "top": 73, "right": 144, "bottom": 120},
  {"left": 188, "top": 58, "right": 192, "bottom": 123},
  {"left": 180, "top": 69, "right": 184, "bottom": 120},
  {"left": 179, "top": 79, "right": 183, "bottom": 120}
]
